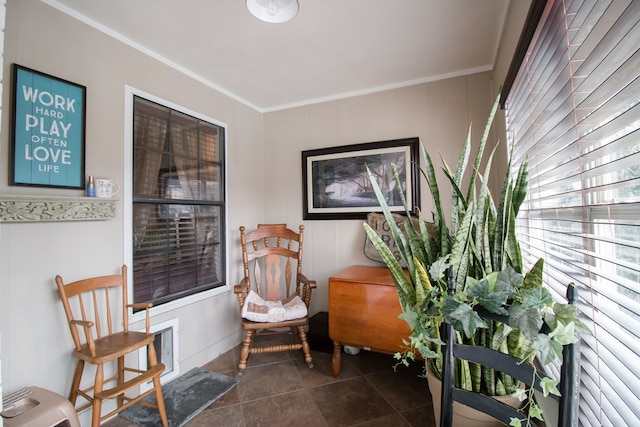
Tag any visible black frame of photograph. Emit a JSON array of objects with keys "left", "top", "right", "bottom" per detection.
[{"left": 302, "top": 137, "right": 420, "bottom": 220}]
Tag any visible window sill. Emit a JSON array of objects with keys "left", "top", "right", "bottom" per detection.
[{"left": 0, "top": 194, "right": 117, "bottom": 222}]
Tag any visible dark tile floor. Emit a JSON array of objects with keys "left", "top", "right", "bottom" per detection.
[{"left": 104, "top": 331, "right": 437, "bottom": 426}]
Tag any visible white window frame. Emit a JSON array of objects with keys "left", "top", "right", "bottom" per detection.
[{"left": 124, "top": 85, "right": 230, "bottom": 322}]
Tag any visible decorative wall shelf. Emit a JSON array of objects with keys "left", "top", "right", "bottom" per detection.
[{"left": 0, "top": 195, "right": 117, "bottom": 222}]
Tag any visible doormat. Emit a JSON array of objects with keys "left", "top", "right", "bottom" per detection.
[{"left": 119, "top": 367, "right": 238, "bottom": 427}]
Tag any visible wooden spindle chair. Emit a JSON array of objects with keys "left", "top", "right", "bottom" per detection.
[{"left": 55, "top": 265, "right": 168, "bottom": 427}]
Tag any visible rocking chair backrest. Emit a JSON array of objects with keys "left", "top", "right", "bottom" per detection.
[{"left": 240, "top": 223, "right": 304, "bottom": 301}]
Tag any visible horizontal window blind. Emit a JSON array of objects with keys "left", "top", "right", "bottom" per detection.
[
  {"left": 504, "top": 0, "right": 640, "bottom": 425},
  {"left": 132, "top": 96, "right": 225, "bottom": 307}
]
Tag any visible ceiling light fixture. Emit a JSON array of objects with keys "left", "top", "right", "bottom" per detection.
[{"left": 246, "top": 0, "right": 299, "bottom": 23}]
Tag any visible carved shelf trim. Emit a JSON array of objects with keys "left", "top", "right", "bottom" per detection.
[{"left": 0, "top": 195, "right": 117, "bottom": 222}]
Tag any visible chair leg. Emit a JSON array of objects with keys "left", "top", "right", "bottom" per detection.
[
  {"left": 117, "top": 356, "right": 125, "bottom": 408},
  {"left": 290, "top": 325, "right": 300, "bottom": 338},
  {"left": 69, "top": 359, "right": 84, "bottom": 405},
  {"left": 238, "top": 330, "right": 254, "bottom": 376},
  {"left": 147, "top": 342, "right": 168, "bottom": 427},
  {"left": 92, "top": 364, "right": 104, "bottom": 427},
  {"left": 298, "top": 325, "right": 314, "bottom": 369}
]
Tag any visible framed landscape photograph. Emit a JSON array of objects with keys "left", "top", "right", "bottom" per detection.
[
  {"left": 10, "top": 64, "right": 86, "bottom": 189},
  {"left": 302, "top": 137, "right": 420, "bottom": 220}
]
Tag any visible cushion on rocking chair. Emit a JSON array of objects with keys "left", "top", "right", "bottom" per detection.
[{"left": 242, "top": 290, "right": 308, "bottom": 322}]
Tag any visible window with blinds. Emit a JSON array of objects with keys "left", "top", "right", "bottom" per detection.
[
  {"left": 132, "top": 96, "right": 225, "bottom": 307},
  {"left": 504, "top": 1, "right": 640, "bottom": 425}
]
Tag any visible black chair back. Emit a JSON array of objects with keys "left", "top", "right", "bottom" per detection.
[{"left": 440, "top": 267, "right": 579, "bottom": 426}]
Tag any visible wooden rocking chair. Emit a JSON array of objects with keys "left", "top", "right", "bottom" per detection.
[{"left": 233, "top": 224, "right": 316, "bottom": 376}]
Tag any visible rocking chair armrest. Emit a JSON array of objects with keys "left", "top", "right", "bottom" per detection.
[
  {"left": 70, "top": 319, "right": 96, "bottom": 356},
  {"left": 127, "top": 303, "right": 154, "bottom": 333},
  {"left": 298, "top": 273, "right": 317, "bottom": 289},
  {"left": 297, "top": 273, "right": 317, "bottom": 307},
  {"left": 234, "top": 277, "right": 251, "bottom": 310},
  {"left": 233, "top": 277, "right": 251, "bottom": 294}
]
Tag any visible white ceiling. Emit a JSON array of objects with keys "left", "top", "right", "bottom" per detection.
[{"left": 43, "top": 0, "right": 511, "bottom": 112}]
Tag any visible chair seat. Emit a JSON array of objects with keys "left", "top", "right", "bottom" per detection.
[
  {"left": 74, "top": 331, "right": 154, "bottom": 364},
  {"left": 241, "top": 316, "right": 309, "bottom": 330},
  {"left": 241, "top": 290, "right": 308, "bottom": 322}
]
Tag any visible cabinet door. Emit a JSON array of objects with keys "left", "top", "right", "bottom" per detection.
[{"left": 329, "top": 279, "right": 410, "bottom": 353}]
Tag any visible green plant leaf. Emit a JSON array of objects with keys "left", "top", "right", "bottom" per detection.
[
  {"left": 404, "top": 216, "right": 431, "bottom": 269},
  {"left": 531, "top": 333, "right": 563, "bottom": 366},
  {"left": 540, "top": 376, "right": 561, "bottom": 397},
  {"left": 441, "top": 162, "right": 470, "bottom": 213},
  {"left": 455, "top": 126, "right": 472, "bottom": 193},
  {"left": 509, "top": 418, "right": 523, "bottom": 427},
  {"left": 511, "top": 156, "right": 529, "bottom": 217},
  {"left": 365, "top": 165, "right": 414, "bottom": 270},
  {"left": 413, "top": 256, "right": 431, "bottom": 306},
  {"left": 429, "top": 255, "right": 450, "bottom": 283},
  {"left": 467, "top": 92, "right": 499, "bottom": 204},
  {"left": 398, "top": 309, "right": 420, "bottom": 331},
  {"left": 505, "top": 203, "right": 523, "bottom": 273},
  {"left": 414, "top": 340, "right": 438, "bottom": 359},
  {"left": 450, "top": 202, "right": 475, "bottom": 289},
  {"left": 391, "top": 163, "right": 412, "bottom": 219},
  {"left": 490, "top": 321, "right": 513, "bottom": 351},
  {"left": 507, "top": 329, "right": 531, "bottom": 361},
  {"left": 363, "top": 222, "right": 414, "bottom": 305},
  {"left": 441, "top": 137, "right": 470, "bottom": 237},
  {"left": 522, "top": 258, "right": 544, "bottom": 290},
  {"left": 417, "top": 210, "right": 436, "bottom": 262},
  {"left": 548, "top": 302, "right": 591, "bottom": 334},
  {"left": 493, "top": 146, "right": 514, "bottom": 270},
  {"left": 497, "top": 266, "right": 523, "bottom": 290},
  {"left": 520, "top": 287, "right": 553, "bottom": 310},
  {"left": 512, "top": 387, "right": 528, "bottom": 402},
  {"left": 420, "top": 144, "right": 449, "bottom": 255},
  {"left": 475, "top": 144, "right": 498, "bottom": 274},
  {"left": 444, "top": 297, "right": 487, "bottom": 338},
  {"left": 466, "top": 275, "right": 510, "bottom": 315},
  {"left": 508, "top": 303, "right": 543, "bottom": 339},
  {"left": 528, "top": 403, "right": 545, "bottom": 421},
  {"left": 549, "top": 321, "right": 578, "bottom": 346}
]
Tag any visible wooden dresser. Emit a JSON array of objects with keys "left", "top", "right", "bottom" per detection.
[{"left": 328, "top": 265, "right": 411, "bottom": 376}]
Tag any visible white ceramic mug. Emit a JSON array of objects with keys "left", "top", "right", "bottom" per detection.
[{"left": 95, "top": 179, "right": 120, "bottom": 198}]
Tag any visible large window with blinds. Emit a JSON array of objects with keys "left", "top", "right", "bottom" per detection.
[
  {"left": 132, "top": 96, "right": 225, "bottom": 307},
  {"left": 504, "top": 1, "right": 639, "bottom": 425}
]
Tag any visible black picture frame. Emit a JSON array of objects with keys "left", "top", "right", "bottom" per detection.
[
  {"left": 302, "top": 137, "right": 420, "bottom": 220},
  {"left": 10, "top": 64, "right": 86, "bottom": 189}
]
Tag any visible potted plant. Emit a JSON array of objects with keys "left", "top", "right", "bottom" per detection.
[{"left": 363, "top": 95, "right": 588, "bottom": 427}]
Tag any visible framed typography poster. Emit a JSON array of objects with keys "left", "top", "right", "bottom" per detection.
[{"left": 10, "top": 64, "right": 86, "bottom": 189}]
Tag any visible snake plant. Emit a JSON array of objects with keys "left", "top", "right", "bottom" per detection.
[{"left": 363, "top": 94, "right": 588, "bottom": 427}]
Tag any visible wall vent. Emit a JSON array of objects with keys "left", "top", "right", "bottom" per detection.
[{"left": 138, "top": 318, "right": 179, "bottom": 392}]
